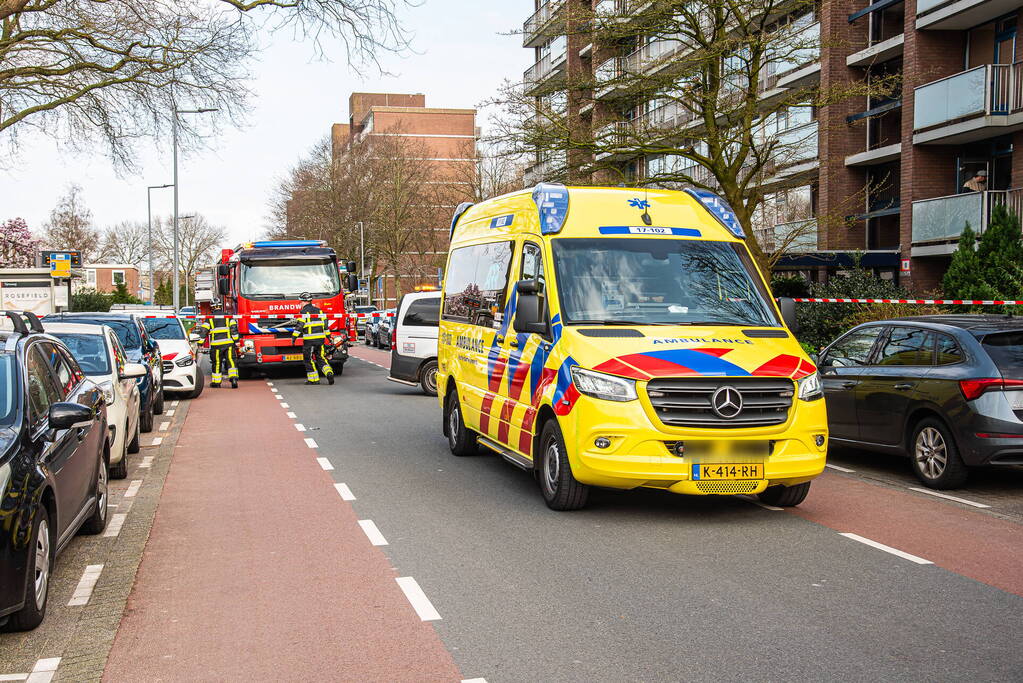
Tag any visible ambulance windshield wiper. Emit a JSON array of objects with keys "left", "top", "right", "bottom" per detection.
[{"left": 570, "top": 319, "right": 672, "bottom": 326}]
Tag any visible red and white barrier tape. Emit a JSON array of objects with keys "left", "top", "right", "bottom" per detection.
[{"left": 792, "top": 298, "right": 1023, "bottom": 305}]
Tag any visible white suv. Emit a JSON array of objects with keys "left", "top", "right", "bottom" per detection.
[{"left": 141, "top": 315, "right": 204, "bottom": 399}]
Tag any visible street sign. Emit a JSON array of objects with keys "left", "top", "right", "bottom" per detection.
[
  {"left": 39, "top": 250, "right": 82, "bottom": 267},
  {"left": 49, "top": 253, "right": 72, "bottom": 277},
  {"left": 900, "top": 259, "right": 911, "bottom": 273}
]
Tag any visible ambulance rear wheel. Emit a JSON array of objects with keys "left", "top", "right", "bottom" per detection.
[
  {"left": 758, "top": 482, "right": 811, "bottom": 507},
  {"left": 538, "top": 420, "right": 589, "bottom": 511},
  {"left": 445, "top": 391, "right": 478, "bottom": 457}
]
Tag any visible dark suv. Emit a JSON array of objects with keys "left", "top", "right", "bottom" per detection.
[
  {"left": 0, "top": 312, "right": 109, "bottom": 631},
  {"left": 45, "top": 312, "right": 164, "bottom": 432},
  {"left": 819, "top": 315, "right": 1023, "bottom": 489}
]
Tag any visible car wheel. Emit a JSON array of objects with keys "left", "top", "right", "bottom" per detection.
[
  {"left": 189, "top": 367, "right": 205, "bottom": 399},
  {"left": 911, "top": 418, "right": 968, "bottom": 489},
  {"left": 445, "top": 390, "right": 479, "bottom": 457},
  {"left": 127, "top": 417, "right": 141, "bottom": 454},
  {"left": 153, "top": 389, "right": 165, "bottom": 415},
  {"left": 140, "top": 406, "right": 154, "bottom": 433},
  {"left": 110, "top": 424, "right": 129, "bottom": 479},
  {"left": 420, "top": 360, "right": 439, "bottom": 397},
  {"left": 82, "top": 452, "right": 109, "bottom": 535},
  {"left": 2, "top": 507, "right": 51, "bottom": 632},
  {"left": 758, "top": 482, "right": 811, "bottom": 507},
  {"left": 538, "top": 420, "right": 589, "bottom": 511}
]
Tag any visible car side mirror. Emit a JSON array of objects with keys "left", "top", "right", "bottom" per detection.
[
  {"left": 48, "top": 402, "right": 93, "bottom": 430},
  {"left": 121, "top": 362, "right": 148, "bottom": 379},
  {"left": 347, "top": 274, "right": 359, "bottom": 292},
  {"left": 217, "top": 264, "right": 230, "bottom": 277},
  {"left": 513, "top": 279, "right": 547, "bottom": 335},
  {"left": 810, "top": 353, "right": 820, "bottom": 365},
  {"left": 188, "top": 332, "right": 202, "bottom": 343},
  {"left": 218, "top": 279, "right": 231, "bottom": 296},
  {"left": 778, "top": 297, "right": 799, "bottom": 333}
]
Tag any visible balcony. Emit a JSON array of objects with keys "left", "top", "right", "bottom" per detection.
[
  {"left": 914, "top": 63, "right": 1023, "bottom": 144},
  {"left": 916, "top": 0, "right": 1022, "bottom": 30},
  {"left": 775, "top": 22, "right": 821, "bottom": 89},
  {"left": 624, "top": 35, "right": 687, "bottom": 75},
  {"left": 594, "top": 122, "right": 631, "bottom": 161},
  {"left": 910, "top": 189, "right": 1022, "bottom": 256},
  {"left": 594, "top": 58, "right": 628, "bottom": 98},
  {"left": 633, "top": 101, "right": 696, "bottom": 133},
  {"left": 524, "top": 151, "right": 568, "bottom": 186},
  {"left": 523, "top": 0, "right": 565, "bottom": 48},
  {"left": 758, "top": 219, "right": 819, "bottom": 253},
  {"left": 523, "top": 49, "right": 568, "bottom": 94}
]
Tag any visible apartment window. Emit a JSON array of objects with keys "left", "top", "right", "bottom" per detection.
[
  {"left": 112, "top": 270, "right": 125, "bottom": 286},
  {"left": 869, "top": 1, "right": 904, "bottom": 46},
  {"left": 86, "top": 269, "right": 96, "bottom": 286}
]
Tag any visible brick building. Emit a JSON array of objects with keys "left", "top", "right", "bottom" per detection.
[
  {"left": 522, "top": 0, "right": 1022, "bottom": 292},
  {"left": 79, "top": 263, "right": 141, "bottom": 297},
  {"left": 330, "top": 92, "right": 477, "bottom": 307}
]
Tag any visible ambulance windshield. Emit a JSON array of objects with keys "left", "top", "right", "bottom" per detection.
[{"left": 551, "top": 238, "right": 779, "bottom": 327}]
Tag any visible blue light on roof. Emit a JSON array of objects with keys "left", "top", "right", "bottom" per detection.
[
  {"left": 684, "top": 189, "right": 746, "bottom": 239},
  {"left": 450, "top": 202, "right": 475, "bottom": 237},
  {"left": 250, "top": 240, "right": 326, "bottom": 248},
  {"left": 533, "top": 183, "right": 569, "bottom": 235}
]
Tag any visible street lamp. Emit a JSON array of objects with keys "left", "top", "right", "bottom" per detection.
[
  {"left": 357, "top": 220, "right": 365, "bottom": 301},
  {"left": 172, "top": 106, "right": 217, "bottom": 312},
  {"left": 147, "top": 184, "right": 172, "bottom": 304}
]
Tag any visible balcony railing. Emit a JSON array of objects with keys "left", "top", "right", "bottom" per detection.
[
  {"left": 757, "top": 219, "right": 818, "bottom": 253},
  {"left": 523, "top": 0, "right": 565, "bottom": 46},
  {"left": 914, "top": 62, "right": 1023, "bottom": 130},
  {"left": 523, "top": 49, "right": 568, "bottom": 90},
  {"left": 771, "top": 121, "right": 819, "bottom": 167},
  {"left": 625, "top": 35, "right": 687, "bottom": 73},
  {"left": 634, "top": 101, "right": 696, "bottom": 131},
  {"left": 911, "top": 189, "right": 1023, "bottom": 244},
  {"left": 524, "top": 151, "right": 568, "bottom": 185}
]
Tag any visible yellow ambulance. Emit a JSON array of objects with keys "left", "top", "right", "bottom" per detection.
[{"left": 438, "top": 184, "right": 827, "bottom": 510}]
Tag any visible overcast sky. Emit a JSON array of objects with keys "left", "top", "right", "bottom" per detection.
[{"left": 0, "top": 1, "right": 531, "bottom": 250}]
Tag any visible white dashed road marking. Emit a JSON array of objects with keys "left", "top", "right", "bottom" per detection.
[
  {"left": 104, "top": 513, "right": 127, "bottom": 538},
  {"left": 304, "top": 438, "right": 318, "bottom": 449},
  {"left": 68, "top": 565, "right": 104, "bottom": 606},
  {"left": 171, "top": 400, "right": 179, "bottom": 407},
  {"left": 294, "top": 423, "right": 306, "bottom": 432},
  {"left": 739, "top": 495, "right": 783, "bottom": 511},
  {"left": 825, "top": 463, "right": 856, "bottom": 473},
  {"left": 286, "top": 412, "right": 297, "bottom": 419},
  {"left": 165, "top": 409, "right": 175, "bottom": 416},
  {"left": 150, "top": 437, "right": 163, "bottom": 447},
  {"left": 25, "top": 658, "right": 61, "bottom": 683},
  {"left": 334, "top": 483, "right": 356, "bottom": 501},
  {"left": 139, "top": 456, "right": 154, "bottom": 468},
  {"left": 462, "top": 679, "right": 489, "bottom": 683},
  {"left": 317, "top": 457, "right": 334, "bottom": 471},
  {"left": 395, "top": 577, "right": 442, "bottom": 621},
  {"left": 124, "top": 480, "right": 143, "bottom": 498},
  {"left": 159, "top": 421, "right": 170, "bottom": 432},
  {"left": 907, "top": 487, "right": 991, "bottom": 509},
  {"left": 280, "top": 402, "right": 289, "bottom": 408},
  {"left": 358, "top": 520, "right": 388, "bottom": 546},
  {"left": 839, "top": 533, "right": 933, "bottom": 565},
  {"left": 273, "top": 394, "right": 282, "bottom": 400}
]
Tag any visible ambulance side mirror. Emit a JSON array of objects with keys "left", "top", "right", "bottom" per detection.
[
  {"left": 778, "top": 297, "right": 799, "bottom": 333},
  {"left": 513, "top": 279, "right": 547, "bottom": 335}
]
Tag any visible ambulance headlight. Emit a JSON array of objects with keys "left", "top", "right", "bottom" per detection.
[
  {"left": 570, "top": 367, "right": 638, "bottom": 402},
  {"left": 797, "top": 372, "right": 823, "bottom": 401}
]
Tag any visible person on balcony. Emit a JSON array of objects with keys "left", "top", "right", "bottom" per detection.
[{"left": 964, "top": 169, "right": 987, "bottom": 192}]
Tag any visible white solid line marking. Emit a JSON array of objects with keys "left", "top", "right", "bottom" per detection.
[
  {"left": 908, "top": 487, "right": 991, "bottom": 509},
  {"left": 280, "top": 402, "right": 289, "bottom": 408},
  {"left": 395, "top": 577, "right": 441, "bottom": 621},
  {"left": 358, "top": 520, "right": 389, "bottom": 546},
  {"left": 103, "top": 513, "right": 127, "bottom": 538},
  {"left": 159, "top": 421, "right": 170, "bottom": 431},
  {"left": 68, "top": 565, "right": 104, "bottom": 606},
  {"left": 165, "top": 409, "right": 175, "bottom": 416},
  {"left": 150, "top": 437, "right": 163, "bottom": 447},
  {"left": 317, "top": 457, "right": 334, "bottom": 471},
  {"left": 24, "top": 657, "right": 61, "bottom": 683},
  {"left": 334, "top": 483, "right": 355, "bottom": 501},
  {"left": 124, "top": 480, "right": 143, "bottom": 498},
  {"left": 294, "top": 423, "right": 306, "bottom": 432},
  {"left": 839, "top": 533, "right": 933, "bottom": 565},
  {"left": 286, "top": 412, "right": 297, "bottom": 419},
  {"left": 739, "top": 495, "right": 783, "bottom": 511},
  {"left": 304, "top": 438, "right": 318, "bottom": 449},
  {"left": 139, "top": 456, "right": 154, "bottom": 469},
  {"left": 0, "top": 675, "right": 28, "bottom": 681},
  {"left": 825, "top": 463, "right": 856, "bottom": 473}
]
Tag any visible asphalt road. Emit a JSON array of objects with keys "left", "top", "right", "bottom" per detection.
[{"left": 267, "top": 349, "right": 1023, "bottom": 682}]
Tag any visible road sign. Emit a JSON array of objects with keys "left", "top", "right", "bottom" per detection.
[
  {"left": 49, "top": 253, "right": 72, "bottom": 277},
  {"left": 40, "top": 250, "right": 82, "bottom": 267}
]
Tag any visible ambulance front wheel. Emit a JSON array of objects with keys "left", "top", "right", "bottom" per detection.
[
  {"left": 758, "top": 481, "right": 811, "bottom": 507},
  {"left": 445, "top": 391, "right": 478, "bottom": 457},
  {"left": 538, "top": 420, "right": 589, "bottom": 511}
]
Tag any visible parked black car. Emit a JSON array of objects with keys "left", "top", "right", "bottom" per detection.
[
  {"left": 45, "top": 312, "right": 164, "bottom": 432},
  {"left": 0, "top": 313, "right": 109, "bottom": 631},
  {"left": 376, "top": 310, "right": 397, "bottom": 350},
  {"left": 819, "top": 315, "right": 1023, "bottom": 489}
]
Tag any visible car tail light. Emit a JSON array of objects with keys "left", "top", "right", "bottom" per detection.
[
  {"left": 959, "top": 378, "right": 1023, "bottom": 401},
  {"left": 391, "top": 324, "right": 397, "bottom": 347}
]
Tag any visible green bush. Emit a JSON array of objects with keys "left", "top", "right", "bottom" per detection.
[
  {"left": 71, "top": 288, "right": 113, "bottom": 312},
  {"left": 943, "top": 208, "right": 1023, "bottom": 314},
  {"left": 771, "top": 275, "right": 810, "bottom": 298}
]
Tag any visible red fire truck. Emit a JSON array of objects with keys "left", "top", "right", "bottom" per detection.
[{"left": 197, "top": 240, "right": 358, "bottom": 376}]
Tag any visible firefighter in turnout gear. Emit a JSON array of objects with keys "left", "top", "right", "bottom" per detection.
[
  {"left": 293, "top": 293, "right": 335, "bottom": 385},
  {"left": 199, "top": 311, "right": 241, "bottom": 388}
]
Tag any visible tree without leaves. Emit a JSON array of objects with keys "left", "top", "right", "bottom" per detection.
[
  {"left": 99, "top": 220, "right": 151, "bottom": 267},
  {"left": 0, "top": 216, "right": 42, "bottom": 267},
  {"left": 44, "top": 184, "right": 100, "bottom": 262},
  {"left": 0, "top": 0, "right": 413, "bottom": 167},
  {"left": 152, "top": 213, "right": 227, "bottom": 303}
]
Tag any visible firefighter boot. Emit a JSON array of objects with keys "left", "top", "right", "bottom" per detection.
[
  {"left": 323, "top": 363, "right": 335, "bottom": 385},
  {"left": 231, "top": 378, "right": 238, "bottom": 389}
]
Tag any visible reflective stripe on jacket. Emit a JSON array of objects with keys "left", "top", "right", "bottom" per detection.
[
  {"left": 203, "top": 317, "right": 239, "bottom": 346},
  {"left": 294, "top": 315, "right": 328, "bottom": 341}
]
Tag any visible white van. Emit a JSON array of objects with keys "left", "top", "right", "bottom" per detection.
[{"left": 387, "top": 292, "right": 441, "bottom": 395}]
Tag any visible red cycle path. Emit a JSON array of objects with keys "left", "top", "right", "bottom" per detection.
[
  {"left": 104, "top": 380, "right": 461, "bottom": 682},
  {"left": 795, "top": 472, "right": 1023, "bottom": 597}
]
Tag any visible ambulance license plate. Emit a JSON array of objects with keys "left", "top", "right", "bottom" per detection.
[
  {"left": 284, "top": 354, "right": 303, "bottom": 361},
  {"left": 692, "top": 463, "right": 764, "bottom": 480}
]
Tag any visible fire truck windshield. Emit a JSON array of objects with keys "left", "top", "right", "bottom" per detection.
[{"left": 240, "top": 259, "right": 341, "bottom": 299}]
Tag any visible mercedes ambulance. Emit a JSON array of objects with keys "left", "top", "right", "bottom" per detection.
[{"left": 438, "top": 183, "right": 828, "bottom": 510}]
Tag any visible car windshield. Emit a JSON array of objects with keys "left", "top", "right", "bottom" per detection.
[
  {"left": 0, "top": 355, "right": 15, "bottom": 426},
  {"left": 982, "top": 331, "right": 1023, "bottom": 370},
  {"left": 71, "top": 318, "right": 141, "bottom": 350},
  {"left": 240, "top": 259, "right": 341, "bottom": 299},
  {"left": 551, "top": 238, "right": 779, "bottom": 327},
  {"left": 142, "top": 318, "right": 185, "bottom": 340},
  {"left": 355, "top": 306, "right": 377, "bottom": 314},
  {"left": 51, "top": 333, "right": 110, "bottom": 375}
]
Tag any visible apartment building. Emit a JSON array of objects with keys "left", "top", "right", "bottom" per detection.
[
  {"left": 522, "top": 0, "right": 1022, "bottom": 292},
  {"left": 330, "top": 92, "right": 477, "bottom": 307}
]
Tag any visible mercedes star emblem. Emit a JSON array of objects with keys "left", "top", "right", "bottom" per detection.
[{"left": 711, "top": 386, "right": 743, "bottom": 419}]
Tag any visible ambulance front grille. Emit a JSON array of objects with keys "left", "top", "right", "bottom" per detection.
[{"left": 646, "top": 377, "right": 793, "bottom": 429}]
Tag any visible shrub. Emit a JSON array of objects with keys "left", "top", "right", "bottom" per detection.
[
  {"left": 770, "top": 275, "right": 810, "bottom": 298},
  {"left": 71, "top": 288, "right": 112, "bottom": 312}
]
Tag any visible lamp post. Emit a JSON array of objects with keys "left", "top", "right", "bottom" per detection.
[
  {"left": 172, "top": 106, "right": 217, "bottom": 312},
  {"left": 147, "top": 184, "right": 172, "bottom": 304},
  {"left": 357, "top": 221, "right": 365, "bottom": 302}
]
